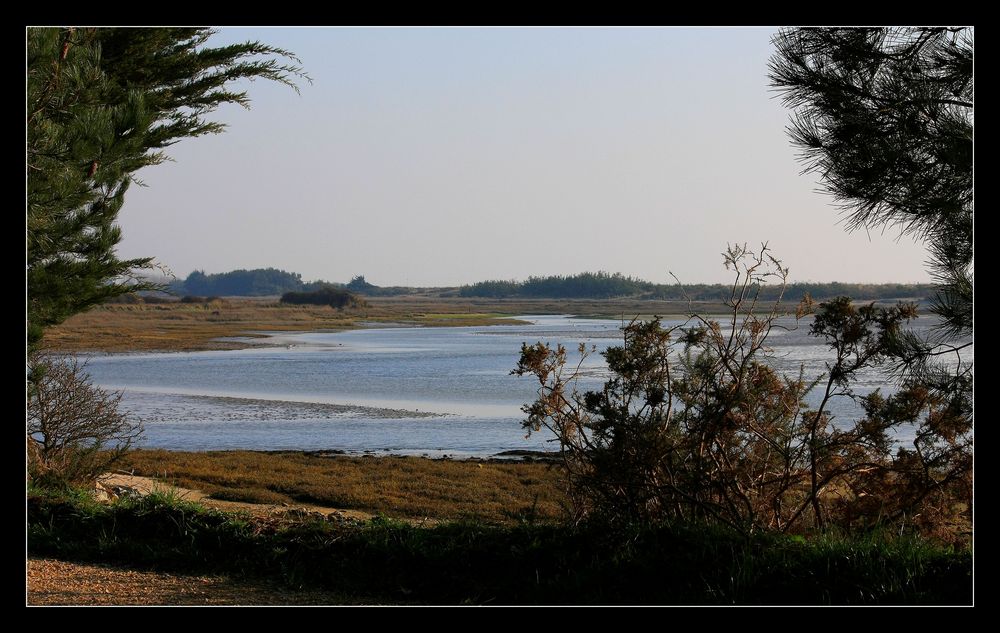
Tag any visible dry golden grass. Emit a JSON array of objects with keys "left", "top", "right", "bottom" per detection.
[
  {"left": 120, "top": 450, "right": 568, "bottom": 524},
  {"left": 43, "top": 296, "right": 715, "bottom": 353},
  {"left": 43, "top": 298, "right": 522, "bottom": 353},
  {"left": 43, "top": 300, "right": 354, "bottom": 352}
]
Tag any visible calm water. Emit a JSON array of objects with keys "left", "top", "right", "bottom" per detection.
[{"left": 83, "top": 314, "right": 965, "bottom": 457}]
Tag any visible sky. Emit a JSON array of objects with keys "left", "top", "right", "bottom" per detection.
[{"left": 114, "top": 27, "right": 934, "bottom": 287}]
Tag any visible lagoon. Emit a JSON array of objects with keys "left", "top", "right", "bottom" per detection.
[{"left": 83, "top": 314, "right": 962, "bottom": 457}]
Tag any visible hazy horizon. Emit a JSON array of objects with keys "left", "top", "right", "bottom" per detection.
[
  {"left": 114, "top": 27, "right": 935, "bottom": 287},
  {"left": 154, "top": 267, "right": 934, "bottom": 289}
]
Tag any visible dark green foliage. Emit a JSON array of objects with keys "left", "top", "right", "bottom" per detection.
[
  {"left": 300, "top": 279, "right": 341, "bottom": 292},
  {"left": 169, "top": 269, "right": 412, "bottom": 298},
  {"left": 87, "top": 29, "right": 304, "bottom": 149},
  {"left": 458, "top": 279, "right": 521, "bottom": 298},
  {"left": 27, "top": 28, "right": 306, "bottom": 349},
  {"left": 28, "top": 29, "right": 155, "bottom": 348},
  {"left": 281, "top": 285, "right": 364, "bottom": 309},
  {"left": 27, "top": 490, "right": 971, "bottom": 604},
  {"left": 339, "top": 275, "right": 412, "bottom": 297},
  {"left": 345, "top": 275, "right": 376, "bottom": 292},
  {"left": 182, "top": 268, "right": 306, "bottom": 297},
  {"left": 770, "top": 28, "right": 972, "bottom": 340},
  {"left": 646, "top": 281, "right": 934, "bottom": 303},
  {"left": 769, "top": 30, "right": 973, "bottom": 535},
  {"left": 521, "top": 272, "right": 653, "bottom": 299},
  {"left": 460, "top": 274, "right": 933, "bottom": 301},
  {"left": 461, "top": 272, "right": 650, "bottom": 299}
]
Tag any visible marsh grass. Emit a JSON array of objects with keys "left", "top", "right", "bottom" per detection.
[
  {"left": 43, "top": 301, "right": 361, "bottom": 352},
  {"left": 43, "top": 296, "right": 725, "bottom": 353},
  {"left": 120, "top": 450, "right": 567, "bottom": 524}
]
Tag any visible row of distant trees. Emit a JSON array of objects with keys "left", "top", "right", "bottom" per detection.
[
  {"left": 171, "top": 270, "right": 409, "bottom": 298},
  {"left": 280, "top": 285, "right": 365, "bottom": 309},
  {"left": 170, "top": 268, "right": 931, "bottom": 302},
  {"left": 179, "top": 268, "right": 306, "bottom": 296},
  {"left": 458, "top": 272, "right": 650, "bottom": 299},
  {"left": 460, "top": 272, "right": 933, "bottom": 302}
]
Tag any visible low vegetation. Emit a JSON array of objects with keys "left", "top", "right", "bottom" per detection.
[
  {"left": 163, "top": 264, "right": 933, "bottom": 302},
  {"left": 514, "top": 246, "right": 971, "bottom": 546},
  {"left": 170, "top": 268, "right": 414, "bottom": 298},
  {"left": 27, "top": 488, "right": 971, "bottom": 605},
  {"left": 181, "top": 268, "right": 307, "bottom": 296},
  {"left": 120, "top": 450, "right": 566, "bottom": 524},
  {"left": 280, "top": 285, "right": 365, "bottom": 309},
  {"left": 27, "top": 354, "right": 142, "bottom": 488},
  {"left": 461, "top": 272, "right": 933, "bottom": 301}
]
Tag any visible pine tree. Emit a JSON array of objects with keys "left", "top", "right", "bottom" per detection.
[
  {"left": 769, "top": 28, "right": 973, "bottom": 528},
  {"left": 26, "top": 28, "right": 307, "bottom": 349},
  {"left": 768, "top": 27, "right": 972, "bottom": 340}
]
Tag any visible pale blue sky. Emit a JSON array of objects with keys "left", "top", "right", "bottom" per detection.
[{"left": 115, "top": 27, "right": 933, "bottom": 287}]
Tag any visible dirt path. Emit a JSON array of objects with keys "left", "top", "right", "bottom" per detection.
[
  {"left": 99, "top": 473, "right": 377, "bottom": 522},
  {"left": 28, "top": 475, "right": 422, "bottom": 605},
  {"left": 27, "top": 558, "right": 364, "bottom": 605}
]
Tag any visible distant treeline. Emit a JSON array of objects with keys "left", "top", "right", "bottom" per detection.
[
  {"left": 176, "top": 268, "right": 306, "bottom": 296},
  {"left": 460, "top": 272, "right": 652, "bottom": 299},
  {"left": 343, "top": 275, "right": 412, "bottom": 297},
  {"left": 164, "top": 268, "right": 931, "bottom": 302},
  {"left": 171, "top": 270, "right": 409, "bottom": 297},
  {"left": 459, "top": 272, "right": 933, "bottom": 302}
]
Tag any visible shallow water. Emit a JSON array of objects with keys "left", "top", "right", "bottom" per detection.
[{"left": 82, "top": 314, "right": 968, "bottom": 457}]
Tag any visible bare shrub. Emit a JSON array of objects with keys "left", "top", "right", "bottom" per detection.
[
  {"left": 513, "top": 244, "right": 970, "bottom": 541},
  {"left": 514, "top": 245, "right": 805, "bottom": 530},
  {"left": 27, "top": 354, "right": 143, "bottom": 487}
]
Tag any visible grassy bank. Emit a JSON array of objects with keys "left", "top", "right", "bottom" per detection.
[
  {"left": 41, "top": 299, "right": 529, "bottom": 353},
  {"left": 43, "top": 296, "right": 724, "bottom": 353},
  {"left": 119, "top": 450, "right": 567, "bottom": 524},
  {"left": 27, "top": 488, "right": 971, "bottom": 605}
]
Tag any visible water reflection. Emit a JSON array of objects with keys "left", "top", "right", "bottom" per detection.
[{"left": 83, "top": 314, "right": 968, "bottom": 457}]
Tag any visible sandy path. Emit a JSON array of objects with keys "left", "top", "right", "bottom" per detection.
[
  {"left": 99, "top": 473, "right": 376, "bottom": 522},
  {"left": 28, "top": 474, "right": 429, "bottom": 605},
  {"left": 27, "top": 558, "right": 364, "bottom": 605}
]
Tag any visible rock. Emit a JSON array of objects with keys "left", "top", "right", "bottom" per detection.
[
  {"left": 111, "top": 485, "right": 141, "bottom": 500},
  {"left": 94, "top": 481, "right": 116, "bottom": 502}
]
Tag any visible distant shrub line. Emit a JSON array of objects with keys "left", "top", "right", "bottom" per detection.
[
  {"left": 460, "top": 273, "right": 934, "bottom": 301},
  {"left": 280, "top": 285, "right": 365, "bottom": 309},
  {"left": 170, "top": 270, "right": 409, "bottom": 298},
  {"left": 179, "top": 268, "right": 306, "bottom": 297},
  {"left": 163, "top": 267, "right": 931, "bottom": 301}
]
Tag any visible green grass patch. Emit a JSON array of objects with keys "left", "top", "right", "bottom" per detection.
[{"left": 28, "top": 489, "right": 971, "bottom": 605}]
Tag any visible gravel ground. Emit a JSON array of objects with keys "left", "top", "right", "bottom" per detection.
[{"left": 26, "top": 558, "right": 367, "bottom": 606}]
